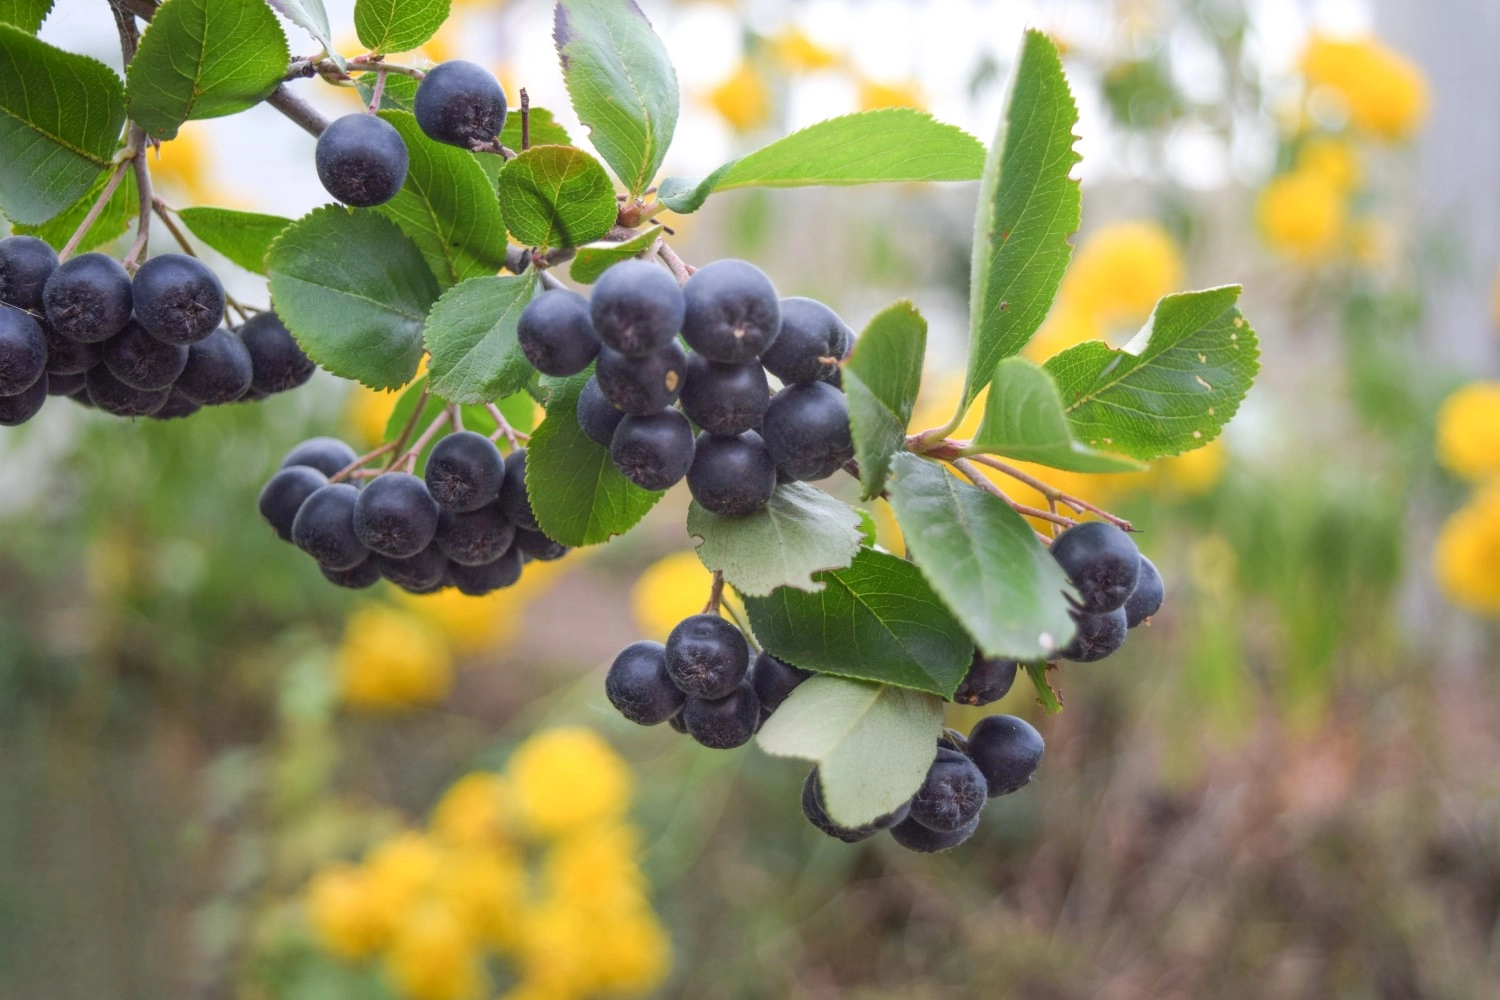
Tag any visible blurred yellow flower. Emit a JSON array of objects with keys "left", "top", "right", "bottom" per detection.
[
  {"left": 336, "top": 604, "right": 455, "bottom": 711},
  {"left": 1063, "top": 220, "right": 1184, "bottom": 328},
  {"left": 1434, "top": 482, "right": 1500, "bottom": 614},
  {"left": 347, "top": 387, "right": 406, "bottom": 447},
  {"left": 1348, "top": 216, "right": 1395, "bottom": 268},
  {"left": 1149, "top": 437, "right": 1229, "bottom": 495},
  {"left": 586, "top": 904, "right": 672, "bottom": 992},
  {"left": 306, "top": 864, "right": 386, "bottom": 960},
  {"left": 857, "top": 77, "right": 925, "bottom": 112},
  {"left": 1256, "top": 169, "right": 1346, "bottom": 261},
  {"left": 772, "top": 27, "right": 840, "bottom": 71},
  {"left": 709, "top": 62, "right": 772, "bottom": 132},
  {"left": 1025, "top": 302, "right": 1103, "bottom": 363},
  {"left": 1301, "top": 34, "right": 1429, "bottom": 141},
  {"left": 435, "top": 847, "right": 524, "bottom": 950},
  {"left": 1436, "top": 382, "right": 1500, "bottom": 482},
  {"left": 398, "top": 559, "right": 566, "bottom": 654},
  {"left": 1298, "top": 135, "right": 1363, "bottom": 191},
  {"left": 365, "top": 832, "right": 445, "bottom": 914},
  {"left": 631, "top": 549, "right": 713, "bottom": 640},
  {"left": 430, "top": 772, "right": 512, "bottom": 848},
  {"left": 385, "top": 900, "right": 486, "bottom": 1000},
  {"left": 544, "top": 823, "right": 646, "bottom": 912},
  {"left": 147, "top": 122, "right": 218, "bottom": 203},
  {"left": 507, "top": 727, "right": 632, "bottom": 838}
]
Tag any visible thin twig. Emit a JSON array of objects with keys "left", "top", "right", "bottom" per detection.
[
  {"left": 151, "top": 199, "right": 258, "bottom": 321},
  {"left": 329, "top": 441, "right": 398, "bottom": 483},
  {"left": 448, "top": 403, "right": 464, "bottom": 432},
  {"left": 121, "top": 124, "right": 153, "bottom": 270},
  {"left": 485, "top": 403, "right": 527, "bottom": 449},
  {"left": 397, "top": 410, "right": 452, "bottom": 471},
  {"left": 58, "top": 159, "right": 132, "bottom": 262},
  {"left": 657, "top": 242, "right": 693, "bottom": 285},
  {"left": 950, "top": 458, "right": 1078, "bottom": 528},
  {"left": 383, "top": 387, "right": 431, "bottom": 466},
  {"left": 965, "top": 452, "right": 1134, "bottom": 531},
  {"left": 702, "top": 571, "right": 725, "bottom": 616},
  {"left": 520, "top": 88, "right": 530, "bottom": 151},
  {"left": 367, "top": 68, "right": 387, "bottom": 113},
  {"left": 265, "top": 85, "right": 331, "bottom": 137}
]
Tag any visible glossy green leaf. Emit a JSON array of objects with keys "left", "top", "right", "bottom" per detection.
[
  {"left": 843, "top": 301, "right": 926, "bottom": 499},
  {"left": 658, "top": 109, "right": 985, "bottom": 214},
  {"left": 1045, "top": 286, "right": 1260, "bottom": 460},
  {"left": 266, "top": 206, "right": 439, "bottom": 390},
  {"left": 354, "top": 0, "right": 449, "bottom": 53},
  {"left": 125, "top": 0, "right": 289, "bottom": 140},
  {"left": 498, "top": 145, "right": 617, "bottom": 251},
  {"left": 686, "top": 483, "right": 863, "bottom": 597},
  {"left": 267, "top": 0, "right": 335, "bottom": 55},
  {"left": 0, "top": 26, "right": 126, "bottom": 225},
  {"left": 965, "top": 357, "right": 1142, "bottom": 473},
  {"left": 0, "top": 0, "right": 52, "bottom": 33},
  {"left": 13, "top": 159, "right": 136, "bottom": 252},
  {"left": 499, "top": 105, "right": 572, "bottom": 152},
  {"left": 884, "top": 452, "right": 1076, "bottom": 661},
  {"left": 176, "top": 206, "right": 290, "bottom": 275},
  {"left": 962, "top": 29, "right": 1081, "bottom": 409},
  {"left": 757, "top": 676, "right": 941, "bottom": 828},
  {"left": 743, "top": 547, "right": 973, "bottom": 697},
  {"left": 553, "top": 0, "right": 678, "bottom": 196},
  {"left": 422, "top": 272, "right": 539, "bottom": 404},
  {"left": 569, "top": 226, "right": 660, "bottom": 284}
]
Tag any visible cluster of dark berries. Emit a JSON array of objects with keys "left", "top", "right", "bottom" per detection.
[
  {"left": 316, "top": 60, "right": 508, "bottom": 207},
  {"left": 605, "top": 613, "right": 813, "bottom": 749},
  {"left": 517, "top": 257, "right": 857, "bottom": 516},
  {"left": 1047, "top": 521, "right": 1163, "bottom": 663},
  {"left": 258, "top": 432, "right": 570, "bottom": 594},
  {"left": 0, "top": 236, "right": 313, "bottom": 425}
]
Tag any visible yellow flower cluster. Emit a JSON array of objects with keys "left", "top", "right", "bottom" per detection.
[
  {"left": 1255, "top": 136, "right": 1362, "bottom": 262},
  {"left": 306, "top": 728, "right": 670, "bottom": 1000},
  {"left": 1301, "top": 34, "right": 1429, "bottom": 142},
  {"left": 1434, "top": 383, "right": 1500, "bottom": 614},
  {"left": 629, "top": 549, "right": 745, "bottom": 642}
]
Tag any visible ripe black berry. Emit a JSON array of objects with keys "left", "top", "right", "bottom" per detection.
[
  {"left": 281, "top": 438, "right": 359, "bottom": 477},
  {"left": 291, "top": 482, "right": 369, "bottom": 570},
  {"left": 413, "top": 60, "right": 508, "bottom": 148},
  {"left": 375, "top": 545, "right": 450, "bottom": 593},
  {"left": 801, "top": 767, "right": 911, "bottom": 843},
  {"left": 240, "top": 311, "right": 315, "bottom": 395},
  {"left": 353, "top": 472, "right": 440, "bottom": 558},
  {"left": 321, "top": 558, "right": 381, "bottom": 590},
  {"left": 85, "top": 364, "right": 168, "bottom": 416},
  {"left": 42, "top": 252, "right": 133, "bottom": 343},
  {"left": 0, "top": 235, "right": 59, "bottom": 311},
  {"left": 889, "top": 810, "right": 980, "bottom": 853},
  {"left": 665, "top": 613, "right": 750, "bottom": 699},
  {"left": 667, "top": 711, "right": 688, "bottom": 734},
  {"left": 176, "top": 327, "right": 253, "bottom": 404},
  {"left": 150, "top": 390, "right": 202, "bottom": 420},
  {"left": 1123, "top": 556, "right": 1163, "bottom": 627},
  {"left": 517, "top": 288, "right": 599, "bottom": 377},
  {"left": 1050, "top": 521, "right": 1141, "bottom": 614},
  {"left": 44, "top": 325, "right": 102, "bottom": 375},
  {"left": 954, "top": 651, "right": 1018, "bottom": 706},
  {"left": 46, "top": 371, "right": 85, "bottom": 396},
  {"left": 682, "top": 682, "right": 760, "bottom": 749},
  {"left": 677, "top": 353, "right": 769, "bottom": 436},
  {"left": 435, "top": 502, "right": 517, "bottom": 566},
  {"left": 101, "top": 319, "right": 188, "bottom": 391},
  {"left": 590, "top": 259, "right": 684, "bottom": 357},
  {"left": 425, "top": 430, "right": 506, "bottom": 512},
  {"left": 1056, "top": 607, "right": 1128, "bottom": 662},
  {"left": 496, "top": 448, "right": 539, "bottom": 530},
  {"left": 595, "top": 342, "right": 686, "bottom": 415},
  {"left": 0, "top": 305, "right": 47, "bottom": 396},
  {"left": 576, "top": 374, "right": 624, "bottom": 448},
  {"left": 759, "top": 297, "right": 853, "bottom": 385},
  {"left": 315, "top": 113, "right": 409, "bottom": 208},
  {"left": 606, "top": 641, "right": 685, "bottom": 726},
  {"left": 448, "top": 545, "right": 523, "bottom": 596},
  {"left": 907, "top": 748, "right": 987, "bottom": 833},
  {"left": 610, "top": 408, "right": 695, "bottom": 491},
  {"left": 681, "top": 259, "right": 781, "bottom": 363},
  {"left": 259, "top": 466, "right": 330, "bottom": 541},
  {"left": 687, "top": 431, "right": 776, "bottom": 517},
  {"left": 761, "top": 381, "right": 854, "bottom": 481},
  {"left": 513, "top": 528, "right": 568, "bottom": 561},
  {"left": 0, "top": 373, "right": 46, "bottom": 425},
  {"left": 966, "top": 715, "right": 1045, "bottom": 797},
  {"left": 131, "top": 254, "right": 225, "bottom": 345},
  {"left": 749, "top": 651, "right": 811, "bottom": 715}
]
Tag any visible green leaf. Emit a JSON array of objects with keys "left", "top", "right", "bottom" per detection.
[
  {"left": 0, "top": 26, "right": 126, "bottom": 225},
  {"left": 962, "top": 29, "right": 1082, "bottom": 410},
  {"left": 743, "top": 547, "right": 973, "bottom": 697},
  {"left": 354, "top": 0, "right": 449, "bottom": 53},
  {"left": 1045, "top": 286, "right": 1260, "bottom": 460},
  {"left": 267, "top": 0, "right": 334, "bottom": 55},
  {"left": 266, "top": 206, "right": 439, "bottom": 390},
  {"left": 884, "top": 452, "right": 1076, "bottom": 661},
  {"left": 499, "top": 106, "right": 572, "bottom": 151},
  {"left": 375, "top": 110, "right": 510, "bottom": 286},
  {"left": 125, "top": 0, "right": 289, "bottom": 141},
  {"left": 498, "top": 145, "right": 617, "bottom": 251},
  {"left": 0, "top": 0, "right": 53, "bottom": 33},
  {"left": 843, "top": 301, "right": 926, "bottom": 499},
  {"left": 553, "top": 0, "right": 678, "bottom": 197},
  {"left": 686, "top": 483, "right": 863, "bottom": 597},
  {"left": 965, "top": 357, "right": 1143, "bottom": 473},
  {"left": 422, "top": 273, "right": 539, "bottom": 404},
  {"left": 756, "top": 676, "right": 941, "bottom": 828},
  {"left": 176, "top": 206, "right": 290, "bottom": 275},
  {"left": 526, "top": 371, "right": 664, "bottom": 546},
  {"left": 569, "top": 226, "right": 660, "bottom": 284},
  {"left": 13, "top": 160, "right": 136, "bottom": 252},
  {"left": 1024, "top": 661, "right": 1063, "bottom": 715},
  {"left": 355, "top": 72, "right": 418, "bottom": 113},
  {"left": 657, "top": 109, "right": 986, "bottom": 214}
]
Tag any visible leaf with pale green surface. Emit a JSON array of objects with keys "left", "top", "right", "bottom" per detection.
[
  {"left": 354, "top": 0, "right": 448, "bottom": 53},
  {"left": 422, "top": 273, "right": 538, "bottom": 404},
  {"left": 757, "top": 676, "right": 941, "bottom": 828},
  {"left": 885, "top": 453, "right": 1076, "bottom": 661},
  {"left": 743, "top": 547, "right": 973, "bottom": 697},
  {"left": 686, "top": 483, "right": 863, "bottom": 597},
  {"left": 374, "top": 111, "right": 510, "bottom": 286},
  {"left": 267, "top": 0, "right": 335, "bottom": 56},
  {"left": 125, "top": 0, "right": 289, "bottom": 140},
  {"left": 843, "top": 301, "right": 926, "bottom": 499},
  {"left": 570, "top": 227, "right": 660, "bottom": 284},
  {"left": 266, "top": 207, "right": 439, "bottom": 390},
  {"left": 526, "top": 372, "right": 663, "bottom": 546},
  {"left": 657, "top": 109, "right": 986, "bottom": 214},
  {"left": 1045, "top": 286, "right": 1259, "bottom": 460},
  {"left": 0, "top": 0, "right": 52, "bottom": 33},
  {"left": 498, "top": 145, "right": 617, "bottom": 251},
  {"left": 965, "top": 357, "right": 1142, "bottom": 473},
  {"left": 553, "top": 0, "right": 678, "bottom": 196},
  {"left": 176, "top": 207, "right": 290, "bottom": 274},
  {"left": 14, "top": 160, "right": 136, "bottom": 253},
  {"left": 500, "top": 106, "right": 572, "bottom": 151},
  {"left": 962, "top": 29, "right": 1081, "bottom": 410},
  {"left": 0, "top": 26, "right": 126, "bottom": 226}
]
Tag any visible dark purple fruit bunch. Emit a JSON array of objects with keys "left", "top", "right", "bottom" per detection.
[{"left": 1047, "top": 522, "right": 1162, "bottom": 664}]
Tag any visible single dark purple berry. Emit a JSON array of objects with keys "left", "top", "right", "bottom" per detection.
[
  {"left": 576, "top": 374, "right": 624, "bottom": 448},
  {"left": 435, "top": 502, "right": 516, "bottom": 566},
  {"left": 175, "top": 327, "right": 252, "bottom": 404},
  {"left": 590, "top": 259, "right": 684, "bottom": 357},
  {"left": 131, "top": 253, "right": 225, "bottom": 345},
  {"left": 687, "top": 430, "right": 776, "bottom": 517},
  {"left": 513, "top": 528, "right": 568, "bottom": 562},
  {"left": 610, "top": 408, "right": 695, "bottom": 491},
  {"left": 605, "top": 641, "right": 685, "bottom": 726},
  {"left": 682, "top": 682, "right": 760, "bottom": 749},
  {"left": 375, "top": 545, "right": 449, "bottom": 593},
  {"left": 448, "top": 545, "right": 524, "bottom": 596},
  {"left": 665, "top": 613, "right": 750, "bottom": 699},
  {"left": 889, "top": 810, "right": 981, "bottom": 853},
  {"left": 42, "top": 252, "right": 133, "bottom": 344},
  {"left": 518, "top": 289, "right": 599, "bottom": 377},
  {"left": 353, "top": 471, "right": 440, "bottom": 558},
  {"left": 760, "top": 297, "right": 854, "bottom": 385},
  {"left": 315, "top": 113, "right": 409, "bottom": 207},
  {"left": 240, "top": 310, "right": 315, "bottom": 395},
  {"left": 85, "top": 364, "right": 168, "bottom": 417},
  {"left": 150, "top": 389, "right": 202, "bottom": 420},
  {"left": 907, "top": 747, "right": 988, "bottom": 833},
  {"left": 595, "top": 342, "right": 687, "bottom": 415},
  {"left": 1056, "top": 606, "right": 1128, "bottom": 663},
  {"left": 291, "top": 482, "right": 369, "bottom": 571},
  {"left": 0, "top": 372, "right": 46, "bottom": 425},
  {"left": 322, "top": 559, "right": 382, "bottom": 590},
  {"left": 966, "top": 714, "right": 1045, "bottom": 797},
  {"left": 44, "top": 324, "right": 103, "bottom": 375},
  {"left": 761, "top": 381, "right": 853, "bottom": 482},
  {"left": 681, "top": 259, "right": 781, "bottom": 364},
  {"left": 413, "top": 60, "right": 508, "bottom": 148},
  {"left": 677, "top": 353, "right": 769, "bottom": 436},
  {"left": 0, "top": 235, "right": 59, "bottom": 311},
  {"left": 0, "top": 305, "right": 48, "bottom": 396},
  {"left": 101, "top": 318, "right": 188, "bottom": 391},
  {"left": 750, "top": 651, "right": 810, "bottom": 715},
  {"left": 259, "top": 465, "right": 330, "bottom": 542},
  {"left": 1124, "top": 556, "right": 1163, "bottom": 627},
  {"left": 281, "top": 437, "right": 359, "bottom": 478},
  {"left": 425, "top": 430, "right": 506, "bottom": 512},
  {"left": 496, "top": 447, "right": 538, "bottom": 531},
  {"left": 1050, "top": 521, "right": 1142, "bottom": 614},
  {"left": 954, "top": 651, "right": 1018, "bottom": 706}
]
